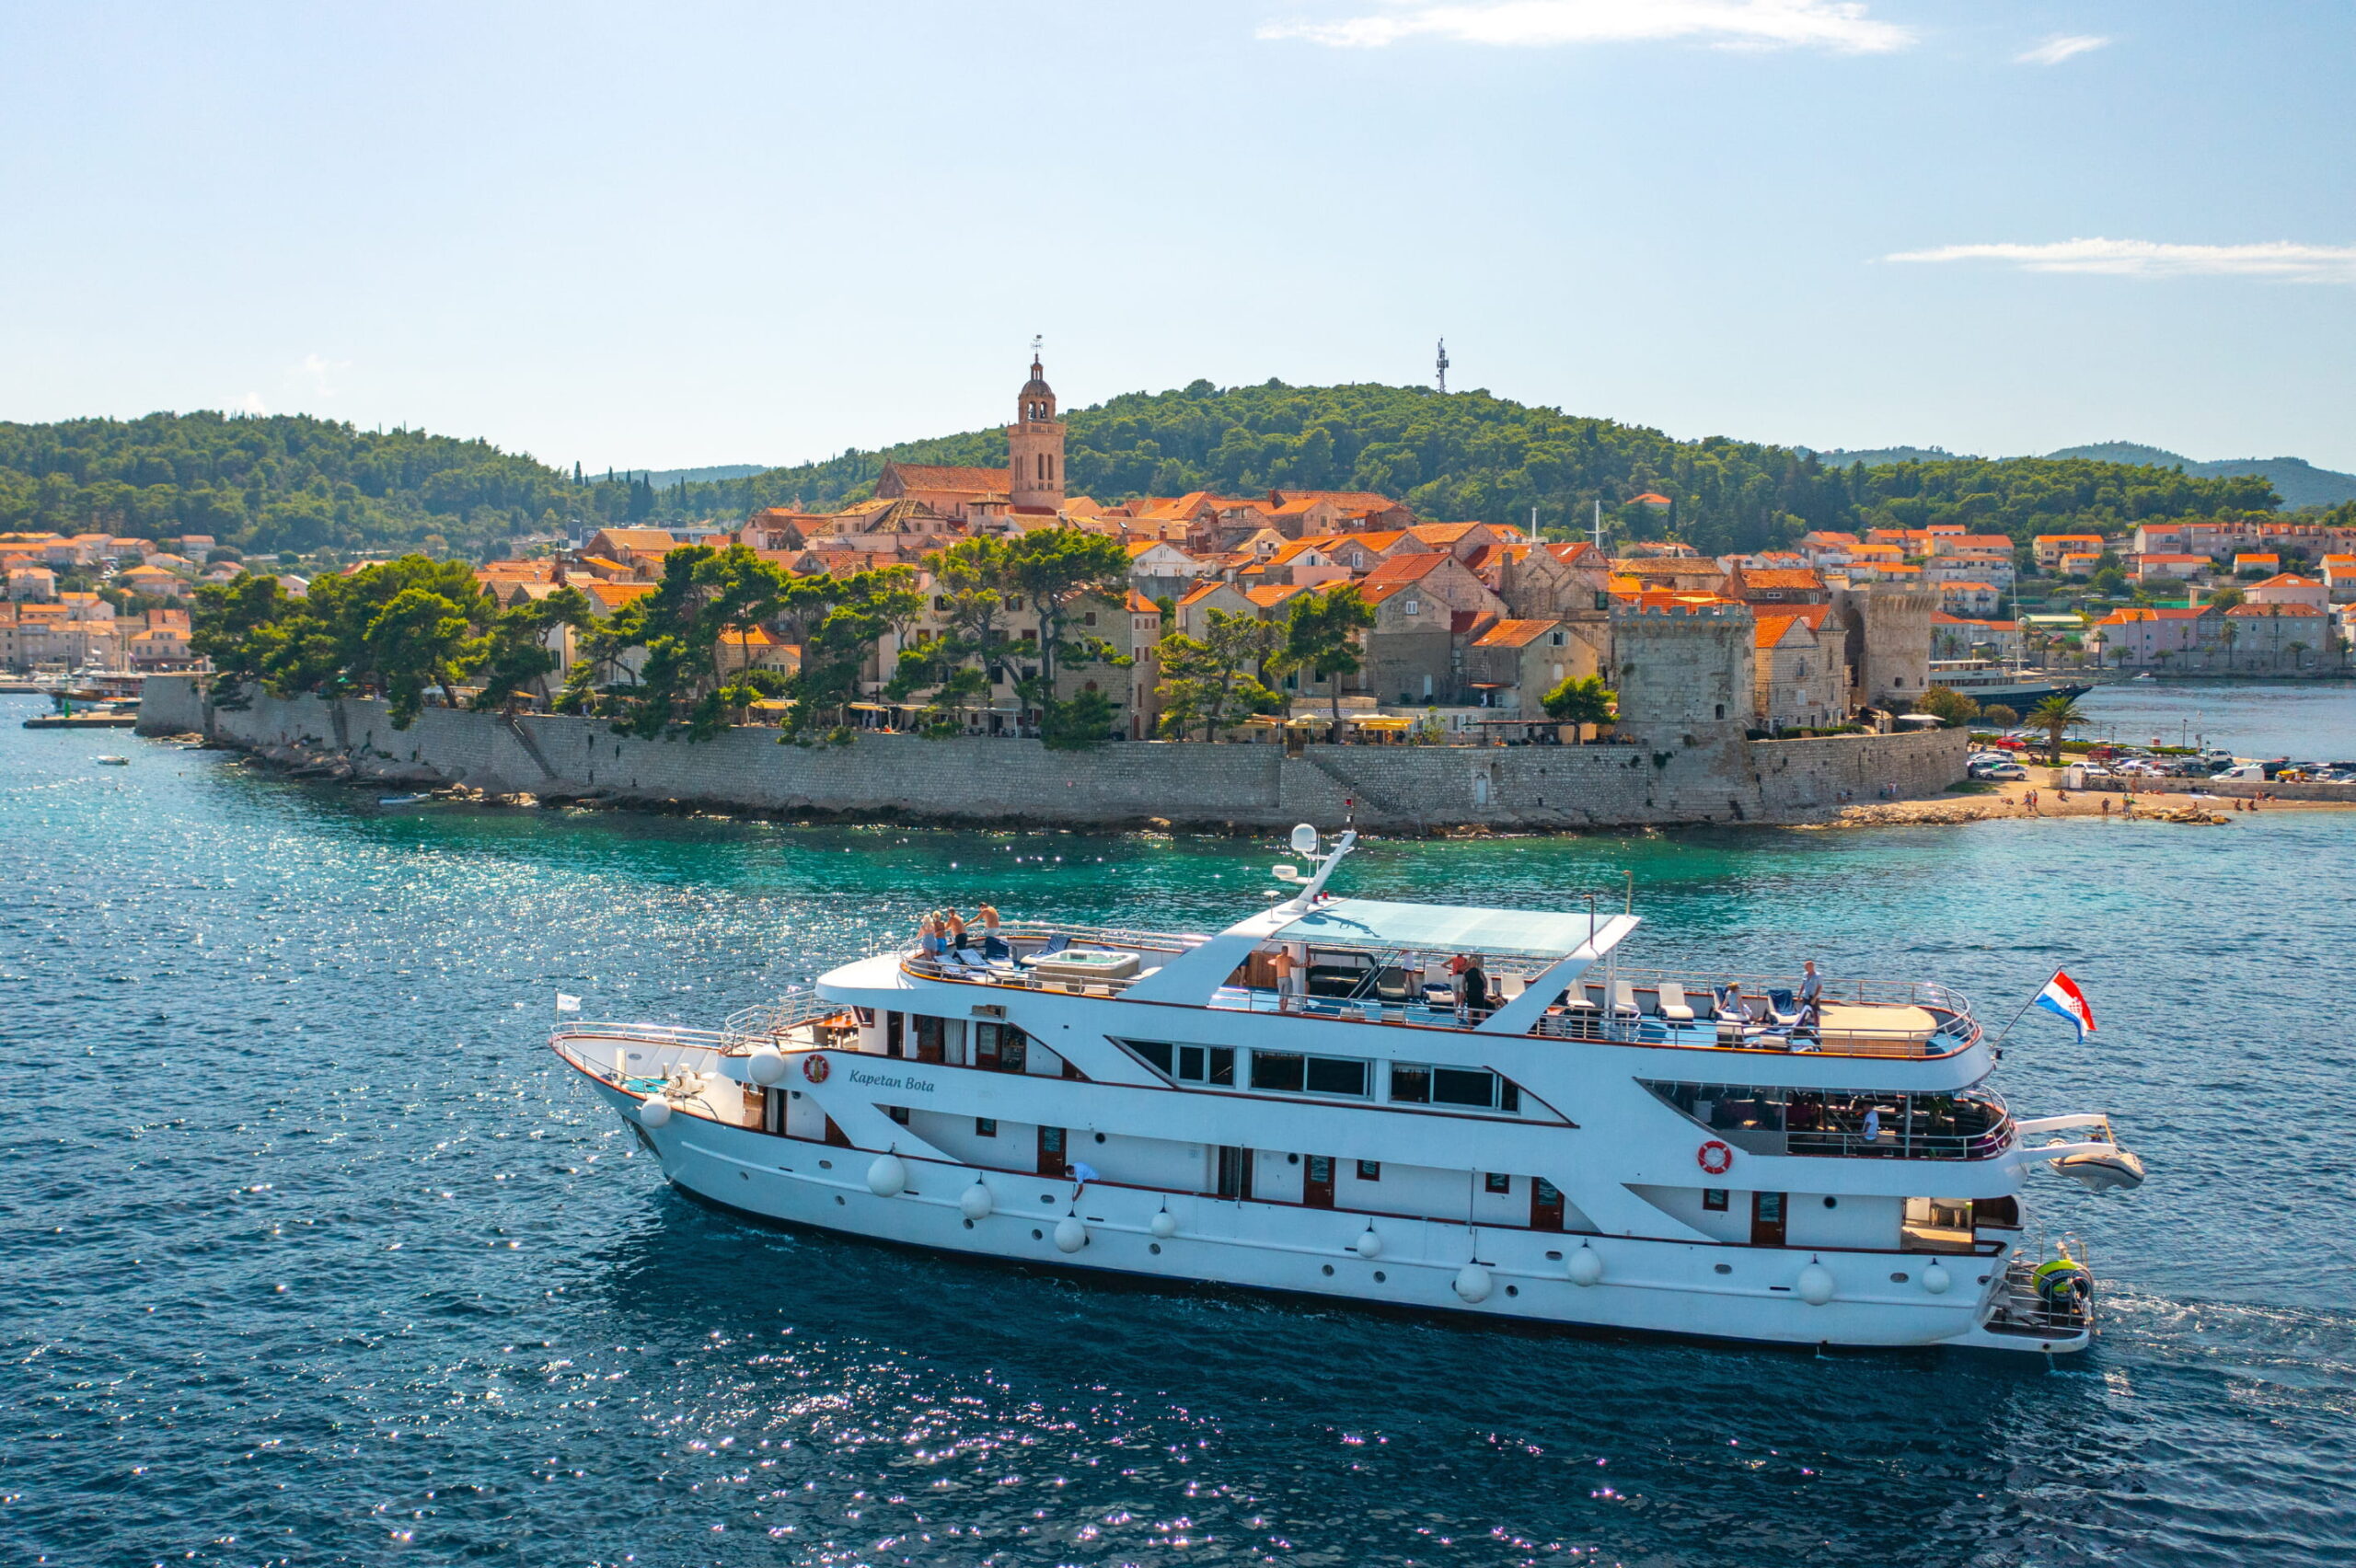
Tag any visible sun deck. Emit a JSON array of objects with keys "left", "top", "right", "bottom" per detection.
[{"left": 895, "top": 917, "right": 1980, "bottom": 1060}]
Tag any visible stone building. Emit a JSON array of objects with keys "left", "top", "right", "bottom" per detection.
[
  {"left": 1607, "top": 599, "right": 1756, "bottom": 742},
  {"left": 1830, "top": 584, "right": 1935, "bottom": 709},
  {"left": 1752, "top": 609, "right": 1842, "bottom": 732}
]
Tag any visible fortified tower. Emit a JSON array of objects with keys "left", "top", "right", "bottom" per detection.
[
  {"left": 1833, "top": 584, "right": 1937, "bottom": 710},
  {"left": 1606, "top": 599, "right": 1757, "bottom": 743},
  {"left": 1008, "top": 352, "right": 1066, "bottom": 513}
]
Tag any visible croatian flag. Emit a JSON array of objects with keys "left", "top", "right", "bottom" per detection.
[{"left": 2034, "top": 971, "right": 2096, "bottom": 1041}]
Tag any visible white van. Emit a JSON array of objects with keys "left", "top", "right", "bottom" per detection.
[{"left": 2210, "top": 763, "right": 2266, "bottom": 782}]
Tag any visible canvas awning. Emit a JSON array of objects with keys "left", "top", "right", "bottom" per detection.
[{"left": 1272, "top": 897, "right": 1636, "bottom": 962}]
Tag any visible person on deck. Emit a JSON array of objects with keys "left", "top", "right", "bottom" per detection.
[
  {"left": 1797, "top": 960, "right": 1824, "bottom": 1030},
  {"left": 976, "top": 903, "right": 1008, "bottom": 961},
  {"left": 1457, "top": 953, "right": 1491, "bottom": 1021}
]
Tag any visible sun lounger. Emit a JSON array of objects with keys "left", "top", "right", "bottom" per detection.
[
  {"left": 1611, "top": 981, "right": 1642, "bottom": 1020},
  {"left": 1657, "top": 981, "right": 1695, "bottom": 1023}
]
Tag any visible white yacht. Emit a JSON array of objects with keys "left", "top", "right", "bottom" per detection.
[
  {"left": 1925, "top": 658, "right": 2091, "bottom": 709},
  {"left": 553, "top": 828, "right": 2142, "bottom": 1355}
]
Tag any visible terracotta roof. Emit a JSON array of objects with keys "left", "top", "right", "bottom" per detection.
[
  {"left": 1242, "top": 583, "right": 1309, "bottom": 609},
  {"left": 1268, "top": 490, "right": 1402, "bottom": 513},
  {"left": 1126, "top": 590, "right": 1160, "bottom": 613},
  {"left": 2226, "top": 601, "right": 2323, "bottom": 617},
  {"left": 1360, "top": 551, "right": 1452, "bottom": 586},
  {"left": 1738, "top": 569, "right": 1824, "bottom": 591},
  {"left": 590, "top": 529, "right": 677, "bottom": 549},
  {"left": 1406, "top": 523, "right": 1484, "bottom": 545},
  {"left": 885, "top": 462, "right": 1011, "bottom": 493},
  {"left": 2251, "top": 573, "right": 2322, "bottom": 588},
  {"left": 1753, "top": 613, "right": 1812, "bottom": 649},
  {"left": 1176, "top": 582, "right": 1229, "bottom": 608},
  {"left": 583, "top": 582, "right": 655, "bottom": 611},
  {"left": 1546, "top": 540, "right": 1607, "bottom": 568},
  {"left": 1472, "top": 618, "right": 1559, "bottom": 649}
]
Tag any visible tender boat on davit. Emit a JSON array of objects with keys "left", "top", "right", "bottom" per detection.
[{"left": 552, "top": 825, "right": 2142, "bottom": 1355}]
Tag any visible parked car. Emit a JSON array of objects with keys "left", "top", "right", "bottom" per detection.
[{"left": 1970, "top": 761, "right": 2029, "bottom": 781}]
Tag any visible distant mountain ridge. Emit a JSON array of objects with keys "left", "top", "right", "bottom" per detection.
[{"left": 1812, "top": 441, "right": 2356, "bottom": 510}]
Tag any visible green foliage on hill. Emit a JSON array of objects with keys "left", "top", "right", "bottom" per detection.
[
  {"left": 2, "top": 388, "right": 2286, "bottom": 562},
  {"left": 694, "top": 381, "right": 2280, "bottom": 555},
  {"left": 0, "top": 412, "right": 595, "bottom": 556}
]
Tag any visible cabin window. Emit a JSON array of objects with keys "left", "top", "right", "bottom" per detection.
[
  {"left": 887, "top": 1105, "right": 909, "bottom": 1125},
  {"left": 854, "top": 1007, "right": 875, "bottom": 1026},
  {"left": 976, "top": 1117, "right": 998, "bottom": 1136},
  {"left": 1357, "top": 1159, "right": 1380, "bottom": 1181},
  {"left": 1484, "top": 1172, "right": 1511, "bottom": 1195},
  {"left": 1703, "top": 1188, "right": 1729, "bottom": 1211},
  {"left": 1125, "top": 1040, "right": 1235, "bottom": 1086},
  {"left": 1249, "top": 1051, "right": 1367, "bottom": 1097},
  {"left": 1392, "top": 1063, "right": 1514, "bottom": 1111},
  {"left": 1251, "top": 1052, "right": 1305, "bottom": 1092}
]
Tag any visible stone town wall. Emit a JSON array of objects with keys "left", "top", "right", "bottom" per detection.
[{"left": 138, "top": 676, "right": 1966, "bottom": 830}]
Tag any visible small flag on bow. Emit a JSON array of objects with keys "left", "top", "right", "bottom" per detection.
[{"left": 555, "top": 992, "right": 581, "bottom": 1013}]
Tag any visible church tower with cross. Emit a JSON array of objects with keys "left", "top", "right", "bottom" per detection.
[{"left": 1007, "top": 340, "right": 1066, "bottom": 513}]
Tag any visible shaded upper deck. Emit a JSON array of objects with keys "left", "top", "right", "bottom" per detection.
[{"left": 887, "top": 914, "right": 1979, "bottom": 1062}]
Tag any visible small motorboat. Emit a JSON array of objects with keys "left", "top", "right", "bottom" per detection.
[
  {"left": 2131, "top": 672, "right": 2155, "bottom": 681},
  {"left": 378, "top": 792, "right": 435, "bottom": 807},
  {"left": 95, "top": 755, "right": 130, "bottom": 767},
  {"left": 2053, "top": 1145, "right": 2146, "bottom": 1193}
]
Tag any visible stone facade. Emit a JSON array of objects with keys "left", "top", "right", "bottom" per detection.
[
  {"left": 1607, "top": 601, "right": 1756, "bottom": 742},
  {"left": 139, "top": 677, "right": 1963, "bottom": 832}
]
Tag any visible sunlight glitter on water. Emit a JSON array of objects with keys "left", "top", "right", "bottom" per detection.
[{"left": 3, "top": 698, "right": 2354, "bottom": 1565}]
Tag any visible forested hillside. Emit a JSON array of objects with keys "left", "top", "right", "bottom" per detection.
[{"left": 0, "top": 385, "right": 2284, "bottom": 560}]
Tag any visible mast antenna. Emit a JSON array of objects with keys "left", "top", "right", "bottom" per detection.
[{"left": 1435, "top": 338, "right": 1449, "bottom": 395}]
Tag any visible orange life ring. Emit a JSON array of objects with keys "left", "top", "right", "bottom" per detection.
[
  {"left": 802, "top": 1054, "right": 829, "bottom": 1084},
  {"left": 1697, "top": 1139, "right": 1734, "bottom": 1176}
]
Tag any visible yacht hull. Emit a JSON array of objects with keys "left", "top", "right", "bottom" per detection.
[{"left": 593, "top": 1075, "right": 2034, "bottom": 1353}]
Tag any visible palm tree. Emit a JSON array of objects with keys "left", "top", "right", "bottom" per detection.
[{"left": 2028, "top": 694, "right": 2089, "bottom": 766}]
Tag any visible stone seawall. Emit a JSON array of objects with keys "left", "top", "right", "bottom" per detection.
[{"left": 138, "top": 676, "right": 1965, "bottom": 831}]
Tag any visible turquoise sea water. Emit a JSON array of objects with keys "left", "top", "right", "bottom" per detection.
[{"left": 3, "top": 692, "right": 2352, "bottom": 1567}]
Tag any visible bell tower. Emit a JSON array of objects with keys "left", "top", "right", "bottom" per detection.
[{"left": 1008, "top": 340, "right": 1066, "bottom": 512}]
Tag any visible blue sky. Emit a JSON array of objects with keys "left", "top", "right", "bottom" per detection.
[{"left": 2, "top": 1, "right": 2350, "bottom": 474}]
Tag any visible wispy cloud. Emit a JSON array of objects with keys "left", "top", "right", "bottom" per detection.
[
  {"left": 237, "top": 392, "right": 268, "bottom": 415},
  {"left": 1885, "top": 238, "right": 2356, "bottom": 284},
  {"left": 2016, "top": 33, "right": 2108, "bottom": 66},
  {"left": 1258, "top": 0, "right": 1911, "bottom": 52},
  {"left": 293, "top": 353, "right": 349, "bottom": 398}
]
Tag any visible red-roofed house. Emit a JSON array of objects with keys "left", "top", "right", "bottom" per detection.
[
  {"left": 1461, "top": 618, "right": 1607, "bottom": 717},
  {"left": 2244, "top": 572, "right": 2329, "bottom": 612},
  {"left": 2086, "top": 605, "right": 2219, "bottom": 667},
  {"left": 2223, "top": 601, "right": 2328, "bottom": 667},
  {"left": 1752, "top": 611, "right": 1842, "bottom": 731}
]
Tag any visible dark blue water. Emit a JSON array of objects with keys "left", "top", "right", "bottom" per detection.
[{"left": 4, "top": 696, "right": 2352, "bottom": 1567}]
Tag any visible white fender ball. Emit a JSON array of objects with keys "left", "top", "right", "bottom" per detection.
[
  {"left": 1053, "top": 1216, "right": 1088, "bottom": 1253},
  {"left": 1353, "top": 1228, "right": 1383, "bottom": 1261},
  {"left": 635, "top": 1097, "right": 671, "bottom": 1128},
  {"left": 1797, "top": 1262, "right": 1836, "bottom": 1306},
  {"left": 866, "top": 1153, "right": 907, "bottom": 1197},
  {"left": 1149, "top": 1209, "right": 1178, "bottom": 1239},
  {"left": 1453, "top": 1262, "right": 1494, "bottom": 1304},
  {"left": 746, "top": 1046, "right": 786, "bottom": 1086},
  {"left": 1567, "top": 1246, "right": 1604, "bottom": 1286},
  {"left": 960, "top": 1181, "right": 994, "bottom": 1220},
  {"left": 1921, "top": 1260, "right": 1953, "bottom": 1296}
]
